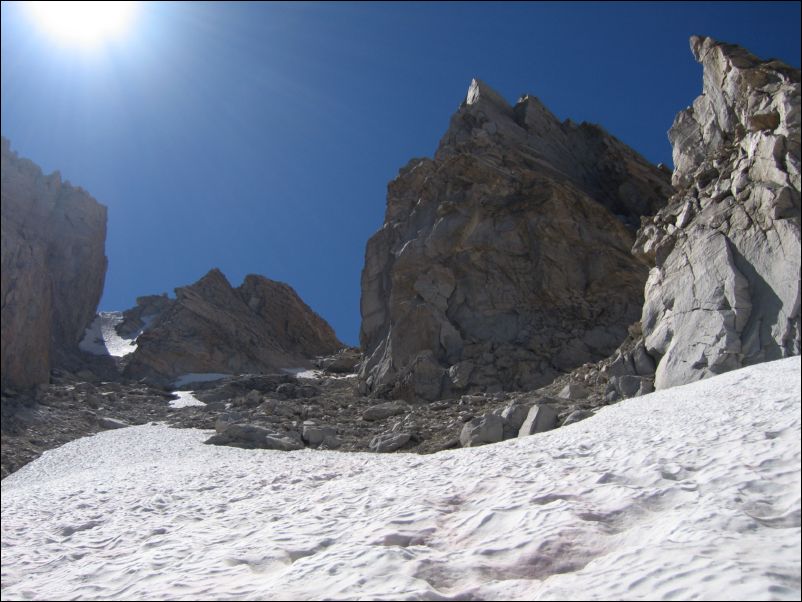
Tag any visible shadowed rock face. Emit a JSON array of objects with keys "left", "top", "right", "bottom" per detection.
[
  {"left": 635, "top": 36, "right": 801, "bottom": 389},
  {"left": 116, "top": 294, "right": 174, "bottom": 338},
  {"left": 124, "top": 269, "right": 342, "bottom": 384},
  {"left": 1, "top": 138, "right": 108, "bottom": 391},
  {"left": 359, "top": 80, "right": 672, "bottom": 401}
]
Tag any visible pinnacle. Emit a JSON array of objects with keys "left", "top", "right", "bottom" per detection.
[{"left": 464, "top": 78, "right": 511, "bottom": 111}]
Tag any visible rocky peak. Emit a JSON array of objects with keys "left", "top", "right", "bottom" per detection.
[
  {"left": 463, "top": 78, "right": 513, "bottom": 112},
  {"left": 187, "top": 266, "right": 230, "bottom": 290},
  {"left": 174, "top": 267, "right": 240, "bottom": 308},
  {"left": 513, "top": 94, "right": 564, "bottom": 135},
  {"left": 1, "top": 138, "right": 108, "bottom": 391},
  {"left": 237, "top": 274, "right": 342, "bottom": 355},
  {"left": 359, "top": 81, "right": 671, "bottom": 401},
  {"left": 671, "top": 35, "right": 800, "bottom": 189},
  {"left": 124, "top": 268, "right": 342, "bottom": 384},
  {"left": 436, "top": 79, "right": 672, "bottom": 224}
]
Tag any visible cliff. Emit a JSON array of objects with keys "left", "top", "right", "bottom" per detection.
[
  {"left": 635, "top": 36, "right": 801, "bottom": 388},
  {"left": 1, "top": 138, "right": 108, "bottom": 390}
]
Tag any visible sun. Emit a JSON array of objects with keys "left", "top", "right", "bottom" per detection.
[{"left": 26, "top": 1, "right": 137, "bottom": 47}]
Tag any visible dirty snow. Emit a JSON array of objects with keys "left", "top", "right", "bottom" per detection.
[{"left": 2, "top": 357, "right": 800, "bottom": 601}]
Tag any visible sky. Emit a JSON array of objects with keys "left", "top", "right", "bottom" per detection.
[{"left": 1, "top": 2, "right": 800, "bottom": 346}]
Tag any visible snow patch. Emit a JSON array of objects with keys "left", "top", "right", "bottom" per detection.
[
  {"left": 2, "top": 357, "right": 800, "bottom": 601},
  {"left": 284, "top": 367, "right": 357, "bottom": 380},
  {"left": 78, "top": 312, "right": 155, "bottom": 358},
  {"left": 169, "top": 391, "right": 206, "bottom": 408},
  {"left": 79, "top": 311, "right": 134, "bottom": 357},
  {"left": 286, "top": 368, "right": 322, "bottom": 379}
]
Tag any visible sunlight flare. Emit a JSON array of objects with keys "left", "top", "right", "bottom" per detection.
[{"left": 26, "top": 1, "right": 137, "bottom": 47}]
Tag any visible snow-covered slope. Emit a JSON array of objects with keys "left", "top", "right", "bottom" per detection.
[
  {"left": 2, "top": 358, "right": 800, "bottom": 601},
  {"left": 78, "top": 311, "right": 151, "bottom": 357}
]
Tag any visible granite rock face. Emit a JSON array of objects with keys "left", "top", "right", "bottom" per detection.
[
  {"left": 635, "top": 37, "right": 801, "bottom": 389},
  {"left": 1, "top": 138, "right": 108, "bottom": 391},
  {"left": 359, "top": 80, "right": 671, "bottom": 400},
  {"left": 124, "top": 269, "right": 342, "bottom": 384}
]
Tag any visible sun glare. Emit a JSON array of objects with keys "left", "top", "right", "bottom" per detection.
[{"left": 26, "top": 1, "right": 137, "bottom": 47}]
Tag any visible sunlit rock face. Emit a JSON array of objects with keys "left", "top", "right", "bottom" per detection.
[
  {"left": 359, "top": 80, "right": 672, "bottom": 401},
  {"left": 123, "top": 269, "right": 342, "bottom": 384},
  {"left": 1, "top": 138, "right": 108, "bottom": 391},
  {"left": 635, "top": 36, "right": 801, "bottom": 389}
]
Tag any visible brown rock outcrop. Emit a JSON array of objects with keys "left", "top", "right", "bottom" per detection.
[
  {"left": 634, "top": 36, "right": 801, "bottom": 389},
  {"left": 359, "top": 80, "right": 672, "bottom": 400},
  {"left": 1, "top": 138, "right": 107, "bottom": 391},
  {"left": 124, "top": 269, "right": 342, "bottom": 383}
]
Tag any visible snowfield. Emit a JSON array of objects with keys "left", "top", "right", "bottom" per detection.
[
  {"left": 2, "top": 357, "right": 800, "bottom": 601},
  {"left": 79, "top": 312, "right": 156, "bottom": 358}
]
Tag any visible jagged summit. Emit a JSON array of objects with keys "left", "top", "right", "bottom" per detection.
[
  {"left": 461, "top": 79, "right": 564, "bottom": 134},
  {"left": 359, "top": 77, "right": 672, "bottom": 400},
  {"left": 462, "top": 79, "right": 561, "bottom": 128},
  {"left": 463, "top": 78, "right": 512, "bottom": 111},
  {"left": 670, "top": 35, "right": 800, "bottom": 189},
  {"left": 437, "top": 79, "right": 672, "bottom": 223}
]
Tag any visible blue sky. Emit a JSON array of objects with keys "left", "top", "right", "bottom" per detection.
[{"left": 2, "top": 2, "right": 800, "bottom": 346}]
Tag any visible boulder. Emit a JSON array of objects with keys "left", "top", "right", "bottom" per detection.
[
  {"left": 562, "top": 409, "right": 594, "bottom": 426},
  {"left": 214, "top": 411, "right": 244, "bottom": 433},
  {"left": 631, "top": 343, "right": 656, "bottom": 376},
  {"left": 459, "top": 413, "right": 505, "bottom": 447},
  {"left": 261, "top": 433, "right": 304, "bottom": 451},
  {"left": 518, "top": 404, "right": 558, "bottom": 437},
  {"left": 302, "top": 425, "right": 338, "bottom": 447},
  {"left": 609, "top": 352, "right": 636, "bottom": 377},
  {"left": 611, "top": 375, "right": 654, "bottom": 399},
  {"left": 258, "top": 399, "right": 296, "bottom": 418},
  {"left": 368, "top": 432, "right": 411, "bottom": 453},
  {"left": 205, "top": 424, "right": 303, "bottom": 451},
  {"left": 558, "top": 382, "right": 590, "bottom": 400},
  {"left": 362, "top": 400, "right": 409, "bottom": 421},
  {"left": 500, "top": 403, "right": 531, "bottom": 439}
]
